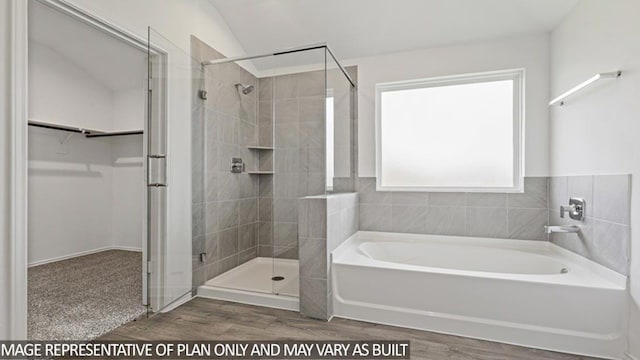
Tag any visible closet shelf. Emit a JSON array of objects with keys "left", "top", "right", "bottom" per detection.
[
  {"left": 28, "top": 120, "right": 143, "bottom": 138},
  {"left": 247, "top": 146, "right": 274, "bottom": 150}
]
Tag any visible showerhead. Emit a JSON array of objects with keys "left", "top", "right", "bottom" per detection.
[{"left": 235, "top": 83, "right": 255, "bottom": 95}]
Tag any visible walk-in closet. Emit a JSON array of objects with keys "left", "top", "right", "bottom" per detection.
[{"left": 27, "top": 1, "right": 147, "bottom": 340}]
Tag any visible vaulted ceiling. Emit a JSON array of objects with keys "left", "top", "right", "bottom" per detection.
[
  {"left": 210, "top": 0, "right": 579, "bottom": 62},
  {"left": 29, "top": 1, "right": 147, "bottom": 92}
]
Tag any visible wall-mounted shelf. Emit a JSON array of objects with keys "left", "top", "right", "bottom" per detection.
[
  {"left": 549, "top": 71, "right": 621, "bottom": 106},
  {"left": 247, "top": 146, "right": 274, "bottom": 150},
  {"left": 246, "top": 171, "right": 274, "bottom": 175},
  {"left": 28, "top": 120, "right": 143, "bottom": 138}
]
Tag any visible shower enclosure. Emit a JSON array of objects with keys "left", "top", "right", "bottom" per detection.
[{"left": 190, "top": 38, "right": 356, "bottom": 309}]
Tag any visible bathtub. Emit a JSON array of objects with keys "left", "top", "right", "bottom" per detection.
[{"left": 331, "top": 231, "right": 627, "bottom": 359}]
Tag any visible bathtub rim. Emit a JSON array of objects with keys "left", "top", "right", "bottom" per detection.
[{"left": 332, "top": 231, "right": 627, "bottom": 290}]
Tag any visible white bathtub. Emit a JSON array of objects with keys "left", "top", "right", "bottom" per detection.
[{"left": 331, "top": 231, "right": 627, "bottom": 359}]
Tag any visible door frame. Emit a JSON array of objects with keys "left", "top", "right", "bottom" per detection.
[
  {"left": 8, "top": 0, "right": 168, "bottom": 339},
  {"left": 9, "top": 0, "right": 29, "bottom": 341}
]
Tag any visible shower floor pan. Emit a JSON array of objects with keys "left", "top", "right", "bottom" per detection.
[{"left": 198, "top": 257, "right": 299, "bottom": 311}]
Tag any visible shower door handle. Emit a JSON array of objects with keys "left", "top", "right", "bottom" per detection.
[{"left": 147, "top": 154, "right": 168, "bottom": 187}]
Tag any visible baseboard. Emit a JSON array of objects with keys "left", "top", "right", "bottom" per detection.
[
  {"left": 28, "top": 246, "right": 142, "bottom": 267},
  {"left": 111, "top": 245, "right": 143, "bottom": 252}
]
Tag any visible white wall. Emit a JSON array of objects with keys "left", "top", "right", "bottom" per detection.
[
  {"left": 27, "top": 130, "right": 114, "bottom": 264},
  {"left": 67, "top": 0, "right": 247, "bottom": 59},
  {"left": 29, "top": 41, "right": 114, "bottom": 131},
  {"left": 351, "top": 34, "right": 550, "bottom": 178},
  {"left": 549, "top": 0, "right": 640, "bottom": 357},
  {"left": 0, "top": 0, "right": 12, "bottom": 341},
  {"left": 28, "top": 37, "right": 145, "bottom": 265},
  {"left": 111, "top": 87, "right": 145, "bottom": 251},
  {"left": 111, "top": 136, "right": 144, "bottom": 250},
  {"left": 113, "top": 87, "right": 145, "bottom": 130}
]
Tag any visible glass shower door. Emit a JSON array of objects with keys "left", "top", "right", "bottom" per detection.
[{"left": 146, "top": 28, "right": 201, "bottom": 312}]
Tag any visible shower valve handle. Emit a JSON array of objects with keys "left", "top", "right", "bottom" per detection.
[
  {"left": 560, "top": 198, "right": 585, "bottom": 221},
  {"left": 560, "top": 204, "right": 576, "bottom": 218}
]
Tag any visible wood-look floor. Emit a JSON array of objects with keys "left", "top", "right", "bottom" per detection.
[{"left": 101, "top": 297, "right": 601, "bottom": 360}]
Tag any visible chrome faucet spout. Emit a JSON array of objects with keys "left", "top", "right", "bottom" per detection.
[{"left": 544, "top": 225, "right": 580, "bottom": 234}]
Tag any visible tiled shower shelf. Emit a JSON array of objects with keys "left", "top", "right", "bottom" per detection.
[{"left": 247, "top": 146, "right": 274, "bottom": 150}]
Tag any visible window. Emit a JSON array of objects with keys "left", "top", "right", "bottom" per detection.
[
  {"left": 375, "top": 69, "right": 524, "bottom": 192},
  {"left": 326, "top": 93, "right": 334, "bottom": 191}
]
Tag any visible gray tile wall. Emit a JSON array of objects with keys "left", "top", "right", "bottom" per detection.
[
  {"left": 358, "top": 177, "right": 549, "bottom": 241},
  {"left": 358, "top": 175, "right": 632, "bottom": 275},
  {"left": 326, "top": 66, "right": 358, "bottom": 194},
  {"left": 549, "top": 175, "right": 631, "bottom": 275},
  {"left": 298, "top": 193, "right": 358, "bottom": 320},
  {"left": 256, "top": 78, "right": 274, "bottom": 259},
  {"left": 191, "top": 36, "right": 260, "bottom": 287},
  {"left": 258, "top": 71, "right": 327, "bottom": 260},
  {"left": 326, "top": 65, "right": 356, "bottom": 193}
]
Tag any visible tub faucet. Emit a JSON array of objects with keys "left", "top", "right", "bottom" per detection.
[{"left": 544, "top": 225, "right": 580, "bottom": 234}]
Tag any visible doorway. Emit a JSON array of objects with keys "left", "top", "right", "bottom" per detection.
[{"left": 26, "top": 0, "right": 152, "bottom": 340}]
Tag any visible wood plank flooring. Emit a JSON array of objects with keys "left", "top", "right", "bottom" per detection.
[{"left": 101, "top": 297, "right": 601, "bottom": 360}]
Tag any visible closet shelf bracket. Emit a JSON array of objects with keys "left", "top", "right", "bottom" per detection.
[{"left": 59, "top": 132, "right": 75, "bottom": 145}]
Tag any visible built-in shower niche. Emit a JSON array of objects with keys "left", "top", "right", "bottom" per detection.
[{"left": 190, "top": 36, "right": 357, "bottom": 310}]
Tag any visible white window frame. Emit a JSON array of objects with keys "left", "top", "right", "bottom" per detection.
[{"left": 375, "top": 68, "right": 525, "bottom": 193}]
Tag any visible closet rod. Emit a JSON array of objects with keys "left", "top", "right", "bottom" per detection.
[
  {"left": 28, "top": 120, "right": 93, "bottom": 134},
  {"left": 86, "top": 130, "right": 143, "bottom": 138},
  {"left": 28, "top": 120, "right": 143, "bottom": 137}
]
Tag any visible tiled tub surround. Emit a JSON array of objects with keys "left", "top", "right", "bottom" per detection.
[
  {"left": 549, "top": 175, "right": 631, "bottom": 275},
  {"left": 358, "top": 175, "right": 631, "bottom": 275},
  {"left": 359, "top": 177, "right": 549, "bottom": 241},
  {"left": 191, "top": 37, "right": 260, "bottom": 287},
  {"left": 298, "top": 193, "right": 359, "bottom": 320}
]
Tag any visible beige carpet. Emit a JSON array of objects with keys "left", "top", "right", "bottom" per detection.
[{"left": 28, "top": 250, "right": 147, "bottom": 340}]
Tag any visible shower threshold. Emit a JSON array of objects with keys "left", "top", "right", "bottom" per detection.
[{"left": 197, "top": 257, "right": 299, "bottom": 311}]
